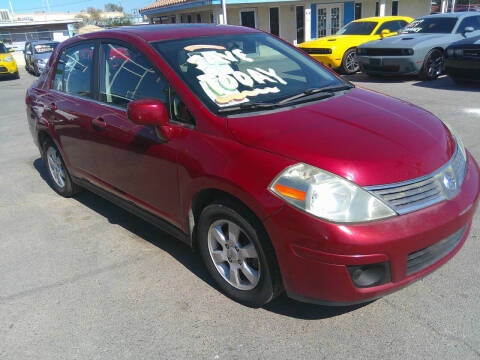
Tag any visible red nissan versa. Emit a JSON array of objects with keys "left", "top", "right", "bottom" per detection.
[{"left": 26, "top": 24, "right": 479, "bottom": 307}]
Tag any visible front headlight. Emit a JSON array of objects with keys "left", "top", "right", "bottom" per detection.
[
  {"left": 269, "top": 163, "right": 396, "bottom": 223},
  {"left": 440, "top": 119, "right": 466, "bottom": 161},
  {"left": 3, "top": 55, "right": 13, "bottom": 62}
]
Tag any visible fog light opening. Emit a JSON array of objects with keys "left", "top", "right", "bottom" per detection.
[{"left": 347, "top": 262, "right": 391, "bottom": 288}]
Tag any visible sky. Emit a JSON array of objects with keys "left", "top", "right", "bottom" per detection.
[{"left": 0, "top": 0, "right": 154, "bottom": 14}]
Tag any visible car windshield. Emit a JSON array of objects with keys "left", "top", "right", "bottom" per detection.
[
  {"left": 153, "top": 33, "right": 344, "bottom": 113},
  {"left": 337, "top": 21, "right": 378, "bottom": 35},
  {"left": 401, "top": 17, "right": 458, "bottom": 34},
  {"left": 34, "top": 43, "right": 57, "bottom": 54},
  {"left": 0, "top": 43, "right": 8, "bottom": 53}
]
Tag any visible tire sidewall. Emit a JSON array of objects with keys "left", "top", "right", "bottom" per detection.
[
  {"left": 421, "top": 49, "right": 444, "bottom": 80},
  {"left": 198, "top": 203, "right": 275, "bottom": 307},
  {"left": 341, "top": 48, "right": 359, "bottom": 75},
  {"left": 42, "top": 140, "right": 76, "bottom": 197}
]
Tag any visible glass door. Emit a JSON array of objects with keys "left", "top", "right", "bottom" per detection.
[
  {"left": 317, "top": 4, "right": 343, "bottom": 37},
  {"left": 296, "top": 6, "right": 304, "bottom": 44}
]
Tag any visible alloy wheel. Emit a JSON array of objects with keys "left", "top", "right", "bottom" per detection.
[
  {"left": 207, "top": 219, "right": 261, "bottom": 291},
  {"left": 345, "top": 51, "right": 360, "bottom": 73},
  {"left": 427, "top": 52, "right": 444, "bottom": 79},
  {"left": 47, "top": 146, "right": 66, "bottom": 189}
]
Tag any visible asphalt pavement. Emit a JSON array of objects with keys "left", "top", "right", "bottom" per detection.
[{"left": 0, "top": 69, "right": 479, "bottom": 359}]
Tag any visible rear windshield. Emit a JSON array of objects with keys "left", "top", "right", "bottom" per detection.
[
  {"left": 401, "top": 17, "right": 458, "bottom": 34},
  {"left": 34, "top": 43, "right": 58, "bottom": 54},
  {"left": 153, "top": 33, "right": 343, "bottom": 113},
  {"left": 337, "top": 21, "right": 378, "bottom": 35}
]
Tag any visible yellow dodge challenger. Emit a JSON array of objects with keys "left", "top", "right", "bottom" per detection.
[
  {"left": 298, "top": 16, "right": 413, "bottom": 74},
  {"left": 0, "top": 41, "right": 19, "bottom": 79}
]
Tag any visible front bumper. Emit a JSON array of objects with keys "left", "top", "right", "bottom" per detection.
[
  {"left": 307, "top": 53, "right": 343, "bottom": 69},
  {"left": 358, "top": 55, "right": 422, "bottom": 75},
  {"left": 264, "top": 152, "right": 480, "bottom": 305},
  {"left": 0, "top": 59, "right": 18, "bottom": 76},
  {"left": 445, "top": 58, "right": 480, "bottom": 80}
]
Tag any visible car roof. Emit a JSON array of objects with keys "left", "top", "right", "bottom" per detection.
[
  {"left": 354, "top": 16, "right": 412, "bottom": 22},
  {"left": 419, "top": 11, "right": 480, "bottom": 19},
  {"left": 73, "top": 24, "right": 259, "bottom": 43}
]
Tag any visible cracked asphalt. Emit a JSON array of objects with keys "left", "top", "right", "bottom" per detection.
[{"left": 0, "top": 69, "right": 479, "bottom": 359}]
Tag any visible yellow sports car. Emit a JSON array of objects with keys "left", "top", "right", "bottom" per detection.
[
  {"left": 0, "top": 41, "right": 19, "bottom": 79},
  {"left": 298, "top": 16, "right": 413, "bottom": 74}
]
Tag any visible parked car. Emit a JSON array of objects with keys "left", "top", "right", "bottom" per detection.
[
  {"left": 0, "top": 41, "right": 19, "bottom": 79},
  {"left": 298, "top": 16, "right": 413, "bottom": 74},
  {"left": 25, "top": 41, "right": 59, "bottom": 76},
  {"left": 357, "top": 12, "right": 480, "bottom": 80},
  {"left": 445, "top": 34, "right": 480, "bottom": 82},
  {"left": 26, "top": 25, "right": 480, "bottom": 307}
]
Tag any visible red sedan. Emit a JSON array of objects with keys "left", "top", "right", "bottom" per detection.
[{"left": 26, "top": 24, "right": 480, "bottom": 307}]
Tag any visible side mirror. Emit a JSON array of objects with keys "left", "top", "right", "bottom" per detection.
[
  {"left": 127, "top": 98, "right": 173, "bottom": 139},
  {"left": 463, "top": 26, "right": 474, "bottom": 36},
  {"left": 380, "top": 29, "right": 391, "bottom": 38},
  {"left": 8, "top": 48, "right": 15, "bottom": 53}
]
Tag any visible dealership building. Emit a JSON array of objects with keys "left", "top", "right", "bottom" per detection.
[{"left": 140, "top": 0, "right": 479, "bottom": 44}]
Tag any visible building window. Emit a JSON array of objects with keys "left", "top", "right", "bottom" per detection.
[
  {"left": 210, "top": 12, "right": 214, "bottom": 23},
  {"left": 180, "top": 15, "right": 184, "bottom": 23},
  {"left": 269, "top": 8, "right": 279, "bottom": 36},
  {"left": 171, "top": 16, "right": 176, "bottom": 23},
  {"left": 354, "top": 3, "right": 362, "bottom": 19},
  {"left": 240, "top": 8, "right": 257, "bottom": 28},
  {"left": 392, "top": 1, "right": 399, "bottom": 15},
  {"left": 296, "top": 6, "right": 304, "bottom": 44},
  {"left": 187, "top": 14, "right": 192, "bottom": 23},
  {"left": 375, "top": 2, "right": 379, "bottom": 16},
  {"left": 196, "top": 14, "right": 201, "bottom": 22}
]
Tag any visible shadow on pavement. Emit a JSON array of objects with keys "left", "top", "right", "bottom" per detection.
[
  {"left": 342, "top": 72, "right": 417, "bottom": 83},
  {"left": 33, "top": 158, "right": 370, "bottom": 319},
  {"left": 411, "top": 75, "right": 480, "bottom": 92}
]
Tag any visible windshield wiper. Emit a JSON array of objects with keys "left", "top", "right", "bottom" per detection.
[
  {"left": 276, "top": 84, "right": 354, "bottom": 105},
  {"left": 217, "top": 101, "right": 280, "bottom": 113}
]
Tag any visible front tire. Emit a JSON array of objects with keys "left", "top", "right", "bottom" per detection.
[
  {"left": 340, "top": 48, "right": 360, "bottom": 74},
  {"left": 420, "top": 49, "right": 444, "bottom": 80},
  {"left": 42, "top": 139, "right": 81, "bottom": 197},
  {"left": 197, "top": 199, "right": 282, "bottom": 307}
]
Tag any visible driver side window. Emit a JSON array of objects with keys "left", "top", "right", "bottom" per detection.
[
  {"left": 376, "top": 20, "right": 406, "bottom": 34},
  {"left": 457, "top": 16, "right": 480, "bottom": 33}
]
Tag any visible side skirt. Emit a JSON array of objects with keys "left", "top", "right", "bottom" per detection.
[{"left": 72, "top": 176, "right": 191, "bottom": 247}]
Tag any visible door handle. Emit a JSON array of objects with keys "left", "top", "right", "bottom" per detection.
[
  {"left": 45, "top": 102, "right": 57, "bottom": 111},
  {"left": 92, "top": 117, "right": 107, "bottom": 131}
]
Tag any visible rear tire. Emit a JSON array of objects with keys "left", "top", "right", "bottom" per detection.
[
  {"left": 197, "top": 199, "right": 282, "bottom": 307},
  {"left": 340, "top": 48, "right": 360, "bottom": 75},
  {"left": 42, "top": 139, "right": 81, "bottom": 197},
  {"left": 420, "top": 49, "right": 444, "bottom": 80}
]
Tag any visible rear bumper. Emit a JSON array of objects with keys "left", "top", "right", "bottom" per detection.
[
  {"left": 264, "top": 153, "right": 480, "bottom": 305},
  {"left": 358, "top": 55, "right": 422, "bottom": 75}
]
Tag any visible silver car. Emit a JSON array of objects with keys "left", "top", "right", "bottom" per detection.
[
  {"left": 357, "top": 12, "right": 480, "bottom": 80},
  {"left": 24, "top": 41, "right": 59, "bottom": 76}
]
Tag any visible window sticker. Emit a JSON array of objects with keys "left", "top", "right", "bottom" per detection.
[{"left": 184, "top": 46, "right": 287, "bottom": 106}]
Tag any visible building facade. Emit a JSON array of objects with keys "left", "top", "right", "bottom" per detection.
[{"left": 140, "top": 0, "right": 479, "bottom": 44}]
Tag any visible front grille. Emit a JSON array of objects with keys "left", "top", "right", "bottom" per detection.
[
  {"left": 360, "top": 48, "right": 410, "bottom": 56},
  {"left": 301, "top": 48, "right": 332, "bottom": 55},
  {"left": 406, "top": 225, "right": 467, "bottom": 275},
  {"left": 0, "top": 66, "right": 7, "bottom": 72},
  {"left": 464, "top": 48, "right": 480, "bottom": 58},
  {"left": 366, "top": 146, "right": 466, "bottom": 215}
]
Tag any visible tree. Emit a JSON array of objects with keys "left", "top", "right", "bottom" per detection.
[{"left": 104, "top": 3, "right": 124, "bottom": 12}]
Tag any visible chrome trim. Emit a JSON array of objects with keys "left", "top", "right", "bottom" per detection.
[{"left": 366, "top": 145, "right": 467, "bottom": 215}]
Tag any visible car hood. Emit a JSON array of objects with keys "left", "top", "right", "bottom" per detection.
[
  {"left": 299, "top": 35, "right": 371, "bottom": 48},
  {"left": 227, "top": 88, "right": 456, "bottom": 186},
  {"left": 361, "top": 32, "right": 451, "bottom": 48}
]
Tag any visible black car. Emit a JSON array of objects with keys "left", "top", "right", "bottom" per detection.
[
  {"left": 445, "top": 33, "right": 480, "bottom": 82},
  {"left": 24, "top": 41, "right": 59, "bottom": 76}
]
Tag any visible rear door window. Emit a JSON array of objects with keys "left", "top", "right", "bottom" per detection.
[{"left": 63, "top": 43, "right": 95, "bottom": 98}]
